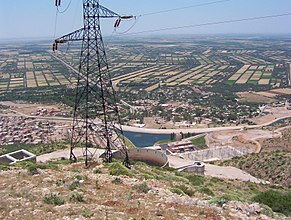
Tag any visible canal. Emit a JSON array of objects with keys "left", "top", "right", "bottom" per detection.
[{"left": 123, "top": 131, "right": 171, "bottom": 148}]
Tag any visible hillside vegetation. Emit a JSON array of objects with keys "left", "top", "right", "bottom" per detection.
[
  {"left": 219, "top": 151, "right": 291, "bottom": 186},
  {"left": 0, "top": 159, "right": 289, "bottom": 219},
  {"left": 261, "top": 128, "right": 291, "bottom": 152}
]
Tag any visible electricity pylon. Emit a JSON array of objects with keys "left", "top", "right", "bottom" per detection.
[{"left": 53, "top": 0, "right": 132, "bottom": 167}]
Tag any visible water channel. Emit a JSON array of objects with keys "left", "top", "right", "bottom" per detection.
[{"left": 123, "top": 131, "right": 171, "bottom": 148}]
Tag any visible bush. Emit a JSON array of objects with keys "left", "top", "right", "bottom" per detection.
[
  {"left": 126, "top": 192, "right": 133, "bottom": 201},
  {"left": 18, "top": 160, "right": 60, "bottom": 172},
  {"left": 210, "top": 197, "right": 228, "bottom": 207},
  {"left": 108, "top": 162, "right": 133, "bottom": 177},
  {"left": 95, "top": 179, "right": 100, "bottom": 189},
  {"left": 198, "top": 187, "right": 215, "bottom": 196},
  {"left": 186, "top": 174, "right": 205, "bottom": 186},
  {"left": 260, "top": 204, "right": 275, "bottom": 218},
  {"left": 93, "top": 168, "right": 102, "bottom": 174},
  {"left": 69, "top": 181, "right": 80, "bottom": 190},
  {"left": 0, "top": 164, "right": 10, "bottom": 171},
  {"left": 43, "top": 193, "right": 65, "bottom": 206},
  {"left": 176, "top": 185, "right": 194, "bottom": 196},
  {"left": 71, "top": 168, "right": 80, "bottom": 173},
  {"left": 37, "top": 162, "right": 59, "bottom": 171},
  {"left": 161, "top": 167, "right": 176, "bottom": 172},
  {"left": 112, "top": 177, "right": 123, "bottom": 184},
  {"left": 253, "top": 190, "right": 291, "bottom": 216},
  {"left": 74, "top": 175, "right": 87, "bottom": 181},
  {"left": 27, "top": 164, "right": 39, "bottom": 175},
  {"left": 55, "top": 179, "right": 65, "bottom": 187},
  {"left": 139, "top": 173, "right": 155, "bottom": 180},
  {"left": 133, "top": 182, "right": 151, "bottom": 194},
  {"left": 70, "top": 192, "right": 84, "bottom": 203},
  {"left": 218, "top": 197, "right": 228, "bottom": 206},
  {"left": 82, "top": 208, "right": 94, "bottom": 218},
  {"left": 209, "top": 177, "right": 224, "bottom": 184},
  {"left": 170, "top": 187, "right": 186, "bottom": 196}
]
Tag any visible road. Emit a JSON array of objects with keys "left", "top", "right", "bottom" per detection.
[
  {"left": 9, "top": 111, "right": 73, "bottom": 122},
  {"left": 168, "top": 155, "right": 267, "bottom": 184},
  {"left": 4, "top": 54, "right": 290, "bottom": 135},
  {"left": 36, "top": 147, "right": 267, "bottom": 184},
  {"left": 37, "top": 148, "right": 104, "bottom": 163},
  {"left": 1, "top": 110, "right": 291, "bottom": 135},
  {"left": 121, "top": 114, "right": 291, "bottom": 134}
]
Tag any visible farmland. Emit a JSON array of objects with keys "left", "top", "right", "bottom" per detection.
[
  {"left": 226, "top": 64, "right": 278, "bottom": 86},
  {"left": 105, "top": 36, "right": 290, "bottom": 92},
  {"left": 51, "top": 36, "right": 291, "bottom": 94},
  {"left": 1, "top": 36, "right": 291, "bottom": 93},
  {"left": 0, "top": 42, "right": 77, "bottom": 92},
  {"left": 1, "top": 36, "right": 291, "bottom": 128}
]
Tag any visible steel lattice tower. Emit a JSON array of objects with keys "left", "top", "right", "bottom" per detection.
[{"left": 53, "top": 0, "right": 132, "bottom": 167}]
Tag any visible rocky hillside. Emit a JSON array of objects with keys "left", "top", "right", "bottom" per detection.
[
  {"left": 0, "top": 159, "right": 289, "bottom": 219},
  {"left": 219, "top": 151, "right": 291, "bottom": 186},
  {"left": 260, "top": 128, "right": 291, "bottom": 152}
]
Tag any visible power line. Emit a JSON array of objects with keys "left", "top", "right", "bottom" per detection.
[
  {"left": 57, "top": 0, "right": 73, "bottom": 14},
  {"left": 54, "top": 0, "right": 73, "bottom": 40},
  {"left": 114, "top": 16, "right": 140, "bottom": 34},
  {"left": 123, "top": 12, "right": 291, "bottom": 35},
  {"left": 53, "top": 10, "right": 59, "bottom": 38},
  {"left": 139, "top": 0, "right": 231, "bottom": 17}
]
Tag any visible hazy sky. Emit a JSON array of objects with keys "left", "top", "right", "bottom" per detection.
[{"left": 0, "top": 0, "right": 291, "bottom": 40}]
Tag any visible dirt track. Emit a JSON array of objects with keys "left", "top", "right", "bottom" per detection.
[
  {"left": 168, "top": 155, "right": 267, "bottom": 184},
  {"left": 205, "top": 129, "right": 282, "bottom": 153}
]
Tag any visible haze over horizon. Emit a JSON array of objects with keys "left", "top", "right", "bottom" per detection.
[{"left": 0, "top": 0, "right": 291, "bottom": 40}]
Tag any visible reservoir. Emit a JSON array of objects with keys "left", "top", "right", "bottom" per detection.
[{"left": 123, "top": 131, "right": 171, "bottom": 148}]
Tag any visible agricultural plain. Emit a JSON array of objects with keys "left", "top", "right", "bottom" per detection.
[
  {"left": 1, "top": 37, "right": 290, "bottom": 94},
  {"left": 0, "top": 43, "right": 77, "bottom": 91}
]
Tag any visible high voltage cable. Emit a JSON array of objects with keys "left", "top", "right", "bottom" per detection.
[
  {"left": 122, "top": 12, "right": 291, "bottom": 35},
  {"left": 112, "top": 0, "right": 231, "bottom": 36},
  {"left": 139, "top": 0, "right": 231, "bottom": 17},
  {"left": 54, "top": 0, "right": 73, "bottom": 42},
  {"left": 53, "top": 11, "right": 59, "bottom": 38},
  {"left": 57, "top": 0, "right": 73, "bottom": 14}
]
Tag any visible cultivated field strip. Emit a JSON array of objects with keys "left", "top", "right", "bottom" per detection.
[
  {"left": 143, "top": 64, "right": 231, "bottom": 90},
  {"left": 144, "top": 66, "right": 192, "bottom": 91},
  {"left": 180, "top": 65, "right": 216, "bottom": 85},
  {"left": 113, "top": 65, "right": 173, "bottom": 84},
  {"left": 0, "top": 49, "right": 78, "bottom": 90},
  {"left": 35, "top": 71, "right": 46, "bottom": 86},
  {"left": 194, "top": 66, "right": 226, "bottom": 84},
  {"left": 229, "top": 55, "right": 269, "bottom": 65},
  {"left": 113, "top": 65, "right": 159, "bottom": 81},
  {"left": 193, "top": 55, "right": 216, "bottom": 65},
  {"left": 176, "top": 65, "right": 208, "bottom": 85},
  {"left": 109, "top": 54, "right": 146, "bottom": 73},
  {"left": 230, "top": 55, "right": 255, "bottom": 64},
  {"left": 227, "top": 64, "right": 276, "bottom": 85},
  {"left": 137, "top": 66, "right": 183, "bottom": 91},
  {"left": 164, "top": 66, "right": 205, "bottom": 84},
  {"left": 158, "top": 54, "right": 192, "bottom": 65},
  {"left": 26, "top": 71, "right": 37, "bottom": 88},
  {"left": 228, "top": 65, "right": 250, "bottom": 81}
]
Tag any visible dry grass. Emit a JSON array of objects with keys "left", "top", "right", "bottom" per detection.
[
  {"left": 0, "top": 162, "right": 229, "bottom": 220},
  {"left": 219, "top": 151, "right": 291, "bottom": 186}
]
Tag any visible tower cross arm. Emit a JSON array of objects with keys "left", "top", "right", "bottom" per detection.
[
  {"left": 98, "top": 4, "right": 133, "bottom": 19},
  {"left": 55, "top": 28, "right": 85, "bottom": 44},
  {"left": 99, "top": 4, "right": 120, "bottom": 18}
]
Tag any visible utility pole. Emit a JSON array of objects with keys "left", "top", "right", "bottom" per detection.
[{"left": 53, "top": 0, "right": 132, "bottom": 167}]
